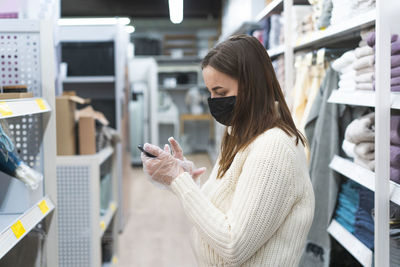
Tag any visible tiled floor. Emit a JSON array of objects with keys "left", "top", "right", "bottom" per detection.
[{"left": 118, "top": 154, "right": 214, "bottom": 267}]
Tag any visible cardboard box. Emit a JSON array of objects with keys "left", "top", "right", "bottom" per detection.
[
  {"left": 78, "top": 116, "right": 96, "bottom": 155},
  {"left": 77, "top": 106, "right": 109, "bottom": 155},
  {"left": 56, "top": 94, "right": 89, "bottom": 155}
]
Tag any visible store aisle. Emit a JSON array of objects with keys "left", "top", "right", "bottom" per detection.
[{"left": 118, "top": 154, "right": 213, "bottom": 267}]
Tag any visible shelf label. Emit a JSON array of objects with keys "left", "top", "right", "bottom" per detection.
[
  {"left": 35, "top": 99, "right": 47, "bottom": 110},
  {"left": 38, "top": 200, "right": 49, "bottom": 215},
  {"left": 112, "top": 256, "right": 118, "bottom": 264},
  {"left": 100, "top": 221, "right": 106, "bottom": 231},
  {"left": 11, "top": 220, "right": 26, "bottom": 239},
  {"left": 0, "top": 102, "right": 12, "bottom": 116},
  {"left": 110, "top": 202, "right": 116, "bottom": 212}
]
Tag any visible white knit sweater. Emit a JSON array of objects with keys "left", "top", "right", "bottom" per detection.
[{"left": 171, "top": 128, "right": 315, "bottom": 266}]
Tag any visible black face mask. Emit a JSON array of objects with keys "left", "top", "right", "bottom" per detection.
[{"left": 207, "top": 96, "right": 236, "bottom": 126}]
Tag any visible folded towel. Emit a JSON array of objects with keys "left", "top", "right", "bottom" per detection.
[
  {"left": 353, "top": 55, "right": 375, "bottom": 70},
  {"left": 338, "top": 86, "right": 356, "bottom": 91},
  {"left": 392, "top": 115, "right": 400, "bottom": 146},
  {"left": 393, "top": 39, "right": 400, "bottom": 55},
  {"left": 355, "top": 157, "right": 375, "bottom": 171},
  {"left": 332, "top": 51, "right": 356, "bottom": 71},
  {"left": 392, "top": 77, "right": 400, "bottom": 86},
  {"left": 345, "top": 113, "right": 375, "bottom": 144},
  {"left": 367, "top": 32, "right": 398, "bottom": 47},
  {"left": 356, "top": 66, "right": 374, "bottom": 76},
  {"left": 391, "top": 145, "right": 400, "bottom": 168},
  {"left": 355, "top": 46, "right": 374, "bottom": 58},
  {"left": 343, "top": 139, "right": 356, "bottom": 158},
  {"left": 393, "top": 85, "right": 400, "bottom": 92},
  {"left": 341, "top": 71, "right": 356, "bottom": 80},
  {"left": 339, "top": 79, "right": 357, "bottom": 88},
  {"left": 354, "top": 142, "right": 375, "bottom": 160},
  {"left": 356, "top": 82, "right": 374, "bottom": 90},
  {"left": 393, "top": 55, "right": 400, "bottom": 69},
  {"left": 392, "top": 167, "right": 400, "bottom": 183},
  {"left": 355, "top": 72, "right": 374, "bottom": 83},
  {"left": 393, "top": 66, "right": 400, "bottom": 78}
]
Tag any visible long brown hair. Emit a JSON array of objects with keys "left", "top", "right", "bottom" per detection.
[{"left": 202, "top": 35, "right": 306, "bottom": 179}]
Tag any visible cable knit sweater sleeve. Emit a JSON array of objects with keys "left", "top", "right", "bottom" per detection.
[{"left": 170, "top": 132, "right": 297, "bottom": 265}]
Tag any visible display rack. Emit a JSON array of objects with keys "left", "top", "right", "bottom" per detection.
[
  {"left": 328, "top": 219, "right": 373, "bottom": 267},
  {"left": 59, "top": 22, "right": 129, "bottom": 232},
  {"left": 0, "top": 20, "right": 58, "bottom": 266},
  {"left": 219, "top": 0, "right": 399, "bottom": 265},
  {"left": 56, "top": 146, "right": 119, "bottom": 267},
  {"left": 267, "top": 45, "right": 284, "bottom": 58},
  {"left": 328, "top": 90, "right": 400, "bottom": 110}
]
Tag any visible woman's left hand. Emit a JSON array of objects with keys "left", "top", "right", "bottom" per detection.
[{"left": 141, "top": 143, "right": 185, "bottom": 186}]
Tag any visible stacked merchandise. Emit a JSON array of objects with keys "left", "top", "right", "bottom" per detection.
[
  {"left": 272, "top": 55, "right": 285, "bottom": 94},
  {"left": 316, "top": 0, "right": 333, "bottom": 30},
  {"left": 354, "top": 188, "right": 374, "bottom": 250},
  {"left": 332, "top": 29, "right": 375, "bottom": 92},
  {"left": 343, "top": 112, "right": 400, "bottom": 183},
  {"left": 252, "top": 14, "right": 282, "bottom": 50},
  {"left": 332, "top": 51, "right": 356, "bottom": 91},
  {"left": 366, "top": 32, "right": 400, "bottom": 92},
  {"left": 282, "top": 6, "right": 313, "bottom": 43},
  {"left": 331, "top": 0, "right": 375, "bottom": 26},
  {"left": 291, "top": 51, "right": 327, "bottom": 131},
  {"left": 333, "top": 180, "right": 361, "bottom": 233},
  {"left": 392, "top": 113, "right": 400, "bottom": 183}
]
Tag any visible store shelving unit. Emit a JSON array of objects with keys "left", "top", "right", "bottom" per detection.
[
  {"left": 294, "top": 9, "right": 376, "bottom": 50},
  {"left": 62, "top": 76, "right": 115, "bottom": 83},
  {"left": 328, "top": 219, "right": 373, "bottom": 267},
  {"left": 267, "top": 45, "right": 285, "bottom": 58},
  {"left": 56, "top": 146, "right": 119, "bottom": 267},
  {"left": 329, "top": 155, "right": 400, "bottom": 206},
  {"left": 218, "top": 0, "right": 400, "bottom": 266},
  {"left": 328, "top": 90, "right": 400, "bottom": 109},
  {"left": 59, "top": 22, "right": 129, "bottom": 232},
  {"left": 0, "top": 20, "right": 58, "bottom": 266}
]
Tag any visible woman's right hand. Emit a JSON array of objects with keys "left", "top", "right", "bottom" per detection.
[{"left": 164, "top": 137, "right": 206, "bottom": 182}]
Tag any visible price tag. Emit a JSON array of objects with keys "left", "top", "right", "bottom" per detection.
[
  {"left": 35, "top": 99, "right": 47, "bottom": 110},
  {"left": 11, "top": 220, "right": 26, "bottom": 239},
  {"left": 38, "top": 200, "right": 49, "bottom": 215},
  {"left": 317, "top": 48, "right": 326, "bottom": 65},
  {"left": 112, "top": 256, "right": 118, "bottom": 264},
  {"left": 0, "top": 102, "right": 12, "bottom": 116},
  {"left": 110, "top": 202, "right": 116, "bottom": 212},
  {"left": 100, "top": 221, "right": 106, "bottom": 231}
]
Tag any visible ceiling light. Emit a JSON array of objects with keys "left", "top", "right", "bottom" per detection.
[
  {"left": 58, "top": 17, "right": 131, "bottom": 26},
  {"left": 126, "top": 25, "right": 135, "bottom": 33},
  {"left": 168, "top": 0, "right": 183, "bottom": 24}
]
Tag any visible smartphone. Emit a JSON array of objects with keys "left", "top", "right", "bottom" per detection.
[{"left": 138, "top": 144, "right": 157, "bottom": 158}]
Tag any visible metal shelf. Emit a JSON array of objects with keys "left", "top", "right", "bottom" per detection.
[
  {"left": 267, "top": 45, "right": 284, "bottom": 58},
  {"left": 0, "top": 196, "right": 54, "bottom": 259},
  {"left": 254, "top": 0, "right": 284, "bottom": 22},
  {"left": 0, "top": 98, "right": 51, "bottom": 119},
  {"left": 329, "top": 155, "right": 400, "bottom": 206},
  {"left": 328, "top": 90, "right": 400, "bottom": 110},
  {"left": 328, "top": 219, "right": 373, "bottom": 267},
  {"left": 62, "top": 76, "right": 115, "bottom": 83},
  {"left": 100, "top": 202, "right": 118, "bottom": 237},
  {"left": 57, "top": 146, "right": 114, "bottom": 165},
  {"left": 294, "top": 10, "right": 376, "bottom": 50}
]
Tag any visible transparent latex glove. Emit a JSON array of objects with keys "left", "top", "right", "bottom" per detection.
[
  {"left": 141, "top": 143, "right": 185, "bottom": 188},
  {"left": 165, "top": 137, "right": 206, "bottom": 185}
]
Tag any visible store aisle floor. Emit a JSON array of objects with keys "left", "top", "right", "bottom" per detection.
[{"left": 118, "top": 154, "right": 214, "bottom": 267}]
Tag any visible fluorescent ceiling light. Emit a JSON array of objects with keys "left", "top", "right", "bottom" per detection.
[
  {"left": 58, "top": 17, "right": 131, "bottom": 26},
  {"left": 168, "top": 0, "right": 183, "bottom": 24},
  {"left": 126, "top": 25, "right": 135, "bottom": 33}
]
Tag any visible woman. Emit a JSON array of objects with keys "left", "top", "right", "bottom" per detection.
[{"left": 141, "top": 35, "right": 315, "bottom": 266}]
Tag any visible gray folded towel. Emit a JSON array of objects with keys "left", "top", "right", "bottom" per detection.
[
  {"left": 345, "top": 113, "right": 375, "bottom": 144},
  {"left": 354, "top": 142, "right": 375, "bottom": 160}
]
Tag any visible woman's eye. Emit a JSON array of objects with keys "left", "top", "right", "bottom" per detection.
[{"left": 217, "top": 92, "right": 226, "bottom": 97}]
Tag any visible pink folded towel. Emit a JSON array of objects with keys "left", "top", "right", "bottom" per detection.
[
  {"left": 392, "top": 115, "right": 400, "bottom": 146},
  {"left": 391, "top": 145, "right": 400, "bottom": 168},
  {"left": 392, "top": 167, "right": 400, "bottom": 183}
]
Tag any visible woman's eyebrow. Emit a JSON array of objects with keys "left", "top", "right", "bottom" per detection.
[{"left": 212, "top": 86, "right": 223, "bottom": 91}]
